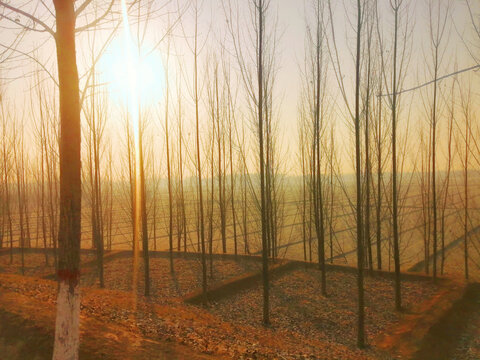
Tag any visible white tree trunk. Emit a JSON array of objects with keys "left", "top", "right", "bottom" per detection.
[{"left": 53, "top": 280, "right": 80, "bottom": 360}]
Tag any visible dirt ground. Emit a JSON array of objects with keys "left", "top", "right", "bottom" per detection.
[
  {"left": 205, "top": 267, "right": 441, "bottom": 359},
  {"left": 412, "top": 283, "right": 480, "bottom": 360},
  {"left": 0, "top": 256, "right": 448, "bottom": 360},
  {"left": 452, "top": 306, "right": 480, "bottom": 360},
  {"left": 0, "top": 250, "right": 477, "bottom": 359},
  {"left": 0, "top": 273, "right": 220, "bottom": 360},
  {"left": 0, "top": 251, "right": 96, "bottom": 278},
  {"left": 82, "top": 255, "right": 261, "bottom": 302}
]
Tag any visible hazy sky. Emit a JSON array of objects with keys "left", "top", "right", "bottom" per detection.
[{"left": 0, "top": 0, "right": 479, "bottom": 175}]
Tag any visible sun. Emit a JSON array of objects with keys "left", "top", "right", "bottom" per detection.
[{"left": 98, "top": 35, "right": 165, "bottom": 107}]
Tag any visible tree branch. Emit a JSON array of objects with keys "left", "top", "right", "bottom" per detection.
[
  {"left": 75, "top": 0, "right": 115, "bottom": 33},
  {"left": 75, "top": 0, "right": 94, "bottom": 17},
  {"left": 378, "top": 64, "right": 480, "bottom": 97},
  {"left": 0, "top": 2, "right": 55, "bottom": 36},
  {"left": 0, "top": 42, "right": 59, "bottom": 87}
]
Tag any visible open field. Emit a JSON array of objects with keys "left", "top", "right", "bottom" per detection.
[
  {"left": 2, "top": 176, "right": 480, "bottom": 279},
  {"left": 1, "top": 180, "right": 479, "bottom": 357},
  {"left": 2, "top": 176, "right": 480, "bottom": 358}
]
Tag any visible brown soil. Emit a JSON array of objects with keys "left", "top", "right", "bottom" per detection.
[
  {"left": 0, "top": 251, "right": 96, "bottom": 278},
  {"left": 82, "top": 255, "right": 260, "bottom": 303},
  {"left": 205, "top": 267, "right": 442, "bottom": 359},
  {"left": 0, "top": 253, "right": 474, "bottom": 360},
  {"left": 415, "top": 282, "right": 480, "bottom": 360},
  {"left": 0, "top": 274, "right": 221, "bottom": 360}
]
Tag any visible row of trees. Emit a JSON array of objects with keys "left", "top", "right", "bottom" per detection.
[{"left": 296, "top": 0, "right": 480, "bottom": 347}]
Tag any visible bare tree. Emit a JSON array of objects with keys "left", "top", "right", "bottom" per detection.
[
  {"left": 257, "top": 0, "right": 270, "bottom": 324},
  {"left": 362, "top": 0, "right": 376, "bottom": 271},
  {"left": 84, "top": 65, "right": 107, "bottom": 287},
  {"left": 0, "top": 104, "right": 14, "bottom": 263},
  {"left": 439, "top": 81, "right": 454, "bottom": 274},
  {"left": 308, "top": 0, "right": 327, "bottom": 295},
  {"left": 164, "top": 39, "right": 174, "bottom": 272},
  {"left": 390, "top": 0, "right": 403, "bottom": 311},
  {"left": 180, "top": 0, "right": 208, "bottom": 301},
  {"left": 376, "top": 0, "right": 411, "bottom": 310},
  {"left": 419, "top": 120, "right": 432, "bottom": 274},
  {"left": 175, "top": 76, "right": 188, "bottom": 252},
  {"left": 426, "top": 0, "right": 450, "bottom": 282},
  {"left": 226, "top": 67, "right": 239, "bottom": 257},
  {"left": 458, "top": 84, "right": 473, "bottom": 280},
  {"left": 12, "top": 116, "right": 26, "bottom": 275},
  {"left": 354, "top": 0, "right": 366, "bottom": 345},
  {"left": 0, "top": 1, "right": 122, "bottom": 356},
  {"left": 224, "top": 0, "right": 279, "bottom": 324},
  {"left": 32, "top": 81, "right": 51, "bottom": 265},
  {"left": 298, "top": 114, "right": 308, "bottom": 262},
  {"left": 326, "top": 0, "right": 366, "bottom": 346}
]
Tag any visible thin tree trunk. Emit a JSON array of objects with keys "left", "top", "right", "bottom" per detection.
[
  {"left": 243, "top": 151, "right": 249, "bottom": 254},
  {"left": 329, "top": 127, "right": 334, "bottom": 263},
  {"left": 364, "top": 33, "right": 373, "bottom": 271},
  {"left": 376, "top": 86, "right": 382, "bottom": 270},
  {"left": 193, "top": 6, "right": 207, "bottom": 303},
  {"left": 464, "top": 107, "right": 469, "bottom": 280},
  {"left": 209, "top": 129, "right": 214, "bottom": 277},
  {"left": 165, "top": 52, "right": 174, "bottom": 273},
  {"left": 229, "top": 118, "right": 238, "bottom": 256},
  {"left": 440, "top": 86, "right": 453, "bottom": 275},
  {"left": 139, "top": 124, "right": 150, "bottom": 297},
  {"left": 312, "top": 1, "right": 326, "bottom": 295},
  {"left": 40, "top": 123, "right": 49, "bottom": 265},
  {"left": 216, "top": 69, "right": 226, "bottom": 255},
  {"left": 431, "top": 47, "right": 439, "bottom": 282},
  {"left": 301, "top": 132, "right": 307, "bottom": 262},
  {"left": 391, "top": 1, "right": 402, "bottom": 311},
  {"left": 354, "top": 0, "right": 365, "bottom": 347},
  {"left": 258, "top": 0, "right": 270, "bottom": 325},
  {"left": 14, "top": 125, "right": 25, "bottom": 275}
]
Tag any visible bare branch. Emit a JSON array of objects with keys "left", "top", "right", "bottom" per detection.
[
  {"left": 0, "top": 2, "right": 55, "bottom": 36},
  {"left": 379, "top": 63, "right": 480, "bottom": 97},
  {"left": 75, "top": 0, "right": 94, "bottom": 17},
  {"left": 75, "top": 0, "right": 115, "bottom": 33}
]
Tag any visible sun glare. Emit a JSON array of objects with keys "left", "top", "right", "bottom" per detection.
[{"left": 98, "top": 31, "right": 165, "bottom": 107}]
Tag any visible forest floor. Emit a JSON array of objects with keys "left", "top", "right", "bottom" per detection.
[
  {"left": 0, "top": 250, "right": 478, "bottom": 359},
  {"left": 0, "top": 273, "right": 222, "bottom": 360},
  {"left": 0, "top": 251, "right": 96, "bottom": 277},
  {"left": 80, "top": 253, "right": 262, "bottom": 301}
]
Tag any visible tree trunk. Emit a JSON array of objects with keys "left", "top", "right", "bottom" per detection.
[
  {"left": 431, "top": 50, "right": 438, "bottom": 282},
  {"left": 52, "top": 1, "right": 82, "bottom": 358},
  {"left": 258, "top": 0, "right": 270, "bottom": 325},
  {"left": 193, "top": 7, "right": 207, "bottom": 303},
  {"left": 364, "top": 35, "right": 373, "bottom": 271},
  {"left": 464, "top": 108, "right": 469, "bottom": 280},
  {"left": 229, "top": 119, "right": 238, "bottom": 256},
  {"left": 354, "top": 0, "right": 365, "bottom": 347},
  {"left": 391, "top": 2, "right": 402, "bottom": 311},
  {"left": 165, "top": 54, "right": 174, "bottom": 273},
  {"left": 139, "top": 127, "right": 150, "bottom": 297}
]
